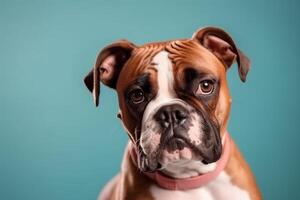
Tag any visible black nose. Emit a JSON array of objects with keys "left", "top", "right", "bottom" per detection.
[{"left": 155, "top": 104, "right": 188, "bottom": 128}]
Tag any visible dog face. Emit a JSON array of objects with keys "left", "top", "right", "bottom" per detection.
[{"left": 84, "top": 27, "right": 250, "bottom": 172}]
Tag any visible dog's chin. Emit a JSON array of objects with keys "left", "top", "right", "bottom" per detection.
[
  {"left": 159, "top": 146, "right": 194, "bottom": 165},
  {"left": 157, "top": 139, "right": 202, "bottom": 168},
  {"left": 139, "top": 141, "right": 199, "bottom": 172}
]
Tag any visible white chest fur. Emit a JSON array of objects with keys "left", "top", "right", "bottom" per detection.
[{"left": 150, "top": 172, "right": 251, "bottom": 200}]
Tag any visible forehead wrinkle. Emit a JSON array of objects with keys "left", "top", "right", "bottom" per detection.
[
  {"left": 146, "top": 66, "right": 158, "bottom": 73},
  {"left": 117, "top": 45, "right": 163, "bottom": 91},
  {"left": 141, "top": 50, "right": 177, "bottom": 124},
  {"left": 166, "top": 40, "right": 224, "bottom": 77},
  {"left": 132, "top": 44, "right": 166, "bottom": 71}
]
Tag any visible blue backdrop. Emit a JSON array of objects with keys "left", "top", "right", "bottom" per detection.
[{"left": 1, "top": 0, "right": 299, "bottom": 199}]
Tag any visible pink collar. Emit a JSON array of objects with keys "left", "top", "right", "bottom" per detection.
[{"left": 129, "top": 132, "right": 231, "bottom": 190}]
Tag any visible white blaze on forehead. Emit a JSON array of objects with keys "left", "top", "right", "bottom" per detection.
[
  {"left": 140, "top": 50, "right": 178, "bottom": 155},
  {"left": 153, "top": 51, "right": 175, "bottom": 99},
  {"left": 142, "top": 51, "right": 176, "bottom": 123}
]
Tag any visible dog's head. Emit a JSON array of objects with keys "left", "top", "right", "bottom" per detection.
[{"left": 84, "top": 27, "right": 250, "bottom": 173}]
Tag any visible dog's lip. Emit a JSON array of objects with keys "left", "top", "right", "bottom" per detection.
[
  {"left": 158, "top": 135, "right": 197, "bottom": 156},
  {"left": 169, "top": 137, "right": 187, "bottom": 148},
  {"left": 168, "top": 137, "right": 186, "bottom": 143},
  {"left": 160, "top": 135, "right": 205, "bottom": 155},
  {"left": 168, "top": 135, "right": 190, "bottom": 146}
]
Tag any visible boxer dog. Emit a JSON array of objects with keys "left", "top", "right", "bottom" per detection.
[{"left": 84, "top": 27, "right": 261, "bottom": 200}]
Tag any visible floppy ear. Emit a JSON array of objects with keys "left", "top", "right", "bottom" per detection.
[
  {"left": 84, "top": 40, "right": 136, "bottom": 106},
  {"left": 192, "top": 27, "right": 250, "bottom": 82}
]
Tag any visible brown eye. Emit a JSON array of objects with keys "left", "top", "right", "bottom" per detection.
[
  {"left": 197, "top": 80, "right": 214, "bottom": 95},
  {"left": 129, "top": 89, "right": 145, "bottom": 104}
]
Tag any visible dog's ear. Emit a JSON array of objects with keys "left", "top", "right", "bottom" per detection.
[
  {"left": 84, "top": 40, "right": 136, "bottom": 106},
  {"left": 192, "top": 27, "right": 250, "bottom": 82}
]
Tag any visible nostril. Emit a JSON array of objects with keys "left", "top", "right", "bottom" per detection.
[
  {"left": 156, "top": 111, "right": 171, "bottom": 128},
  {"left": 176, "top": 110, "right": 187, "bottom": 119},
  {"left": 174, "top": 110, "right": 187, "bottom": 123},
  {"left": 158, "top": 111, "right": 168, "bottom": 122}
]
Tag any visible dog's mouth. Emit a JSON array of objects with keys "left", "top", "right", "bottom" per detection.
[
  {"left": 137, "top": 127, "right": 222, "bottom": 172},
  {"left": 161, "top": 135, "right": 188, "bottom": 151},
  {"left": 158, "top": 134, "right": 205, "bottom": 164},
  {"left": 166, "top": 137, "right": 187, "bottom": 150},
  {"left": 137, "top": 134, "right": 206, "bottom": 172}
]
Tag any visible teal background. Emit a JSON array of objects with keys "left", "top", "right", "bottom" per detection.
[{"left": 1, "top": 0, "right": 299, "bottom": 199}]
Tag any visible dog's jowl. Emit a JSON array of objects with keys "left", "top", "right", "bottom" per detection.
[{"left": 84, "top": 27, "right": 261, "bottom": 200}]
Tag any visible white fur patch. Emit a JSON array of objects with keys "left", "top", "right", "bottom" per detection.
[
  {"left": 140, "top": 51, "right": 180, "bottom": 155},
  {"left": 142, "top": 51, "right": 177, "bottom": 123},
  {"left": 187, "top": 113, "right": 203, "bottom": 146},
  {"left": 150, "top": 171, "right": 251, "bottom": 200}
]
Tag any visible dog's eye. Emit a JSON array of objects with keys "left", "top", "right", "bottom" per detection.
[
  {"left": 129, "top": 89, "right": 145, "bottom": 104},
  {"left": 197, "top": 80, "right": 214, "bottom": 95}
]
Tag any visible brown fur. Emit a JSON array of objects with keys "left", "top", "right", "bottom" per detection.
[
  {"left": 100, "top": 147, "right": 155, "bottom": 200},
  {"left": 84, "top": 27, "right": 261, "bottom": 200},
  {"left": 225, "top": 140, "right": 262, "bottom": 200}
]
